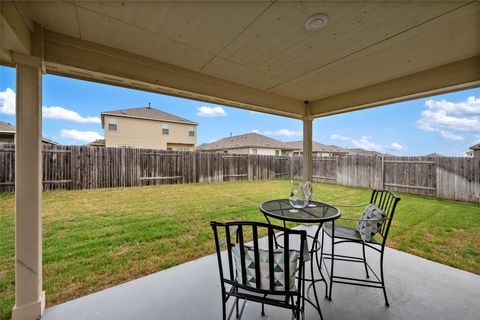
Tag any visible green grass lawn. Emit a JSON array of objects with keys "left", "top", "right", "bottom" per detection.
[{"left": 1, "top": 180, "right": 479, "bottom": 319}]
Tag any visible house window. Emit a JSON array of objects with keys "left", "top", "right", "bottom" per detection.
[
  {"left": 0, "top": 134, "right": 14, "bottom": 143},
  {"left": 281, "top": 150, "right": 288, "bottom": 156},
  {"left": 223, "top": 150, "right": 228, "bottom": 154},
  {"left": 275, "top": 150, "right": 280, "bottom": 156},
  {"left": 107, "top": 117, "right": 117, "bottom": 131},
  {"left": 188, "top": 127, "right": 195, "bottom": 137},
  {"left": 251, "top": 148, "right": 257, "bottom": 155},
  {"left": 162, "top": 123, "right": 169, "bottom": 135},
  {"left": 167, "top": 148, "right": 172, "bottom": 151}
]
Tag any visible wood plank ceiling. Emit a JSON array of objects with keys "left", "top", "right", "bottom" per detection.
[{"left": 3, "top": 1, "right": 480, "bottom": 117}]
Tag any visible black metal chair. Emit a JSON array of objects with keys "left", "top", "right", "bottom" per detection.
[
  {"left": 319, "top": 189, "right": 400, "bottom": 306},
  {"left": 211, "top": 221, "right": 308, "bottom": 319}
]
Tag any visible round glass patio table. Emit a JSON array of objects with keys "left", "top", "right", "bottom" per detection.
[
  {"left": 259, "top": 199, "right": 341, "bottom": 320},
  {"left": 260, "top": 199, "right": 340, "bottom": 223}
]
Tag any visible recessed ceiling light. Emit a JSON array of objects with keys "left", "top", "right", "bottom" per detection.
[{"left": 305, "top": 13, "right": 329, "bottom": 31}]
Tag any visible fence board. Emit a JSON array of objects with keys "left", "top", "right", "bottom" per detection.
[{"left": 0, "top": 143, "right": 478, "bottom": 202}]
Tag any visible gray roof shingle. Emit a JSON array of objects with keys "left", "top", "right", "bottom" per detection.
[
  {"left": 197, "top": 133, "right": 295, "bottom": 151},
  {"left": 470, "top": 143, "right": 480, "bottom": 150},
  {"left": 101, "top": 107, "right": 197, "bottom": 125},
  {"left": 285, "top": 141, "right": 348, "bottom": 154},
  {"left": 0, "top": 121, "right": 15, "bottom": 132}
]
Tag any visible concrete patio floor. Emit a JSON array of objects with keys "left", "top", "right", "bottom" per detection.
[{"left": 42, "top": 225, "right": 480, "bottom": 320}]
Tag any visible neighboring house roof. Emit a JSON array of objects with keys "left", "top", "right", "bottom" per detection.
[
  {"left": 470, "top": 143, "right": 480, "bottom": 150},
  {"left": 41, "top": 138, "right": 60, "bottom": 145},
  {"left": 89, "top": 139, "right": 105, "bottom": 146},
  {"left": 286, "top": 141, "right": 348, "bottom": 154},
  {"left": 346, "top": 148, "right": 383, "bottom": 156},
  {"left": 0, "top": 121, "right": 15, "bottom": 133},
  {"left": 101, "top": 106, "right": 197, "bottom": 127},
  {"left": 197, "top": 133, "right": 295, "bottom": 151},
  {"left": 0, "top": 121, "right": 59, "bottom": 145},
  {"left": 424, "top": 152, "right": 444, "bottom": 157}
]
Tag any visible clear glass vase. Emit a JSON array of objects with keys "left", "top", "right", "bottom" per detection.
[{"left": 289, "top": 180, "right": 308, "bottom": 212}]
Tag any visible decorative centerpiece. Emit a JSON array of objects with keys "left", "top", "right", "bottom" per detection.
[{"left": 289, "top": 180, "right": 311, "bottom": 212}]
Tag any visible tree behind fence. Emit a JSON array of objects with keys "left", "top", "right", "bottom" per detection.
[{"left": 0, "top": 144, "right": 478, "bottom": 203}]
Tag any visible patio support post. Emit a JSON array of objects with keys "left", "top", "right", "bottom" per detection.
[
  {"left": 302, "top": 115, "right": 313, "bottom": 182},
  {"left": 11, "top": 52, "right": 45, "bottom": 320}
]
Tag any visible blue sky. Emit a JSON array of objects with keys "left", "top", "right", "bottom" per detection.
[{"left": 1, "top": 65, "right": 479, "bottom": 156}]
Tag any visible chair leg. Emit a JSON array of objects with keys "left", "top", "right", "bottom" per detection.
[
  {"left": 328, "top": 224, "right": 335, "bottom": 301},
  {"left": 362, "top": 242, "right": 370, "bottom": 279},
  {"left": 380, "top": 251, "right": 390, "bottom": 307},
  {"left": 235, "top": 297, "right": 239, "bottom": 318},
  {"left": 319, "top": 229, "right": 329, "bottom": 298},
  {"left": 222, "top": 295, "right": 226, "bottom": 320},
  {"left": 261, "top": 303, "right": 265, "bottom": 316}
]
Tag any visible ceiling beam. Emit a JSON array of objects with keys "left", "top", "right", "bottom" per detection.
[
  {"left": 0, "top": 1, "right": 33, "bottom": 63},
  {"left": 42, "top": 30, "right": 305, "bottom": 119},
  {"left": 311, "top": 56, "right": 480, "bottom": 118}
]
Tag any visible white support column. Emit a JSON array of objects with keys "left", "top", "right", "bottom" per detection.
[
  {"left": 11, "top": 52, "right": 45, "bottom": 320},
  {"left": 302, "top": 116, "right": 313, "bottom": 182}
]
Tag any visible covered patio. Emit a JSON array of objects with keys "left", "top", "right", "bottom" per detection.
[
  {"left": 41, "top": 225, "right": 480, "bottom": 320},
  {"left": 1, "top": 1, "right": 479, "bottom": 319}
]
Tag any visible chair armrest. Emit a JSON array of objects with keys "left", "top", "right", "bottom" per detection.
[
  {"left": 331, "top": 203, "right": 370, "bottom": 208},
  {"left": 288, "top": 239, "right": 311, "bottom": 262},
  {"left": 339, "top": 217, "right": 389, "bottom": 222},
  {"left": 218, "top": 226, "right": 239, "bottom": 247}
]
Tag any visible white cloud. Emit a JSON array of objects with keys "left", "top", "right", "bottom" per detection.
[
  {"left": 0, "top": 88, "right": 15, "bottom": 115},
  {"left": 389, "top": 142, "right": 405, "bottom": 150},
  {"left": 351, "top": 136, "right": 383, "bottom": 152},
  {"left": 0, "top": 88, "right": 101, "bottom": 123},
  {"left": 439, "top": 130, "right": 464, "bottom": 141},
  {"left": 330, "top": 134, "right": 350, "bottom": 141},
  {"left": 417, "top": 96, "right": 480, "bottom": 139},
  {"left": 425, "top": 96, "right": 480, "bottom": 115},
  {"left": 43, "top": 106, "right": 101, "bottom": 123},
  {"left": 60, "top": 129, "right": 103, "bottom": 142},
  {"left": 196, "top": 106, "right": 226, "bottom": 117},
  {"left": 252, "top": 129, "right": 302, "bottom": 137}
]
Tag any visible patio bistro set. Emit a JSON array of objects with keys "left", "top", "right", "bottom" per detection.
[{"left": 211, "top": 186, "right": 401, "bottom": 320}]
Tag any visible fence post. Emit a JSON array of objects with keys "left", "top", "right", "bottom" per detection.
[
  {"left": 381, "top": 155, "right": 385, "bottom": 189},
  {"left": 474, "top": 149, "right": 480, "bottom": 202}
]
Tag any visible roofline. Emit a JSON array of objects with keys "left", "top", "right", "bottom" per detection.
[
  {"left": 42, "top": 138, "right": 60, "bottom": 145},
  {"left": 470, "top": 144, "right": 480, "bottom": 150},
  {"left": 101, "top": 112, "right": 198, "bottom": 126},
  {"left": 0, "top": 130, "right": 15, "bottom": 134},
  {"left": 198, "top": 145, "right": 296, "bottom": 151}
]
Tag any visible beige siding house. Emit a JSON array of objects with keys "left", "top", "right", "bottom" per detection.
[
  {"left": 197, "top": 133, "right": 294, "bottom": 155},
  {"left": 0, "top": 121, "right": 58, "bottom": 145},
  {"left": 101, "top": 106, "right": 197, "bottom": 150}
]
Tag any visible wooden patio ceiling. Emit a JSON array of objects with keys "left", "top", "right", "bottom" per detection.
[{"left": 1, "top": 1, "right": 479, "bottom": 119}]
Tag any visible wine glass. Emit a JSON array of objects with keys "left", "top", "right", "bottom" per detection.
[{"left": 289, "top": 187, "right": 299, "bottom": 213}]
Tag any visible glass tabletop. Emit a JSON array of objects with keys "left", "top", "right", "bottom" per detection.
[{"left": 260, "top": 199, "right": 341, "bottom": 223}]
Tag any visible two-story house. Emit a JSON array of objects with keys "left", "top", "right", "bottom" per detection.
[
  {"left": 101, "top": 106, "right": 198, "bottom": 151},
  {"left": 0, "top": 121, "right": 58, "bottom": 145}
]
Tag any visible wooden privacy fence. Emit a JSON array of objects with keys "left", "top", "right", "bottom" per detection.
[
  {"left": 290, "top": 155, "right": 479, "bottom": 203},
  {"left": 0, "top": 144, "right": 283, "bottom": 192},
  {"left": 0, "top": 143, "right": 478, "bottom": 202}
]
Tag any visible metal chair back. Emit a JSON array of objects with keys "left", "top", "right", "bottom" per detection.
[
  {"left": 369, "top": 189, "right": 401, "bottom": 245},
  {"left": 210, "top": 221, "right": 307, "bottom": 309}
]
